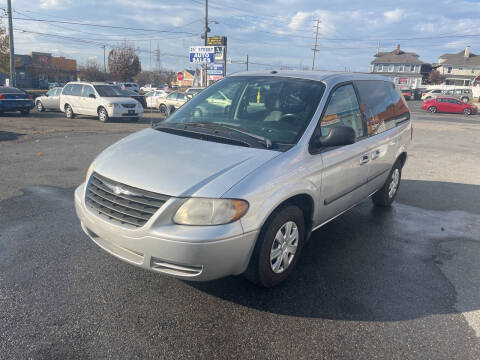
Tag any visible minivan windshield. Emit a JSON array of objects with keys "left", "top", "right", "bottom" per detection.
[
  {"left": 163, "top": 76, "right": 325, "bottom": 149},
  {"left": 93, "top": 84, "right": 128, "bottom": 97}
]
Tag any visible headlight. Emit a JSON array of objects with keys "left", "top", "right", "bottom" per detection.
[
  {"left": 173, "top": 198, "right": 249, "bottom": 225},
  {"left": 85, "top": 162, "right": 94, "bottom": 182}
]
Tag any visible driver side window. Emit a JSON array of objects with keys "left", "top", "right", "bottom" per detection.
[{"left": 321, "top": 84, "right": 364, "bottom": 138}]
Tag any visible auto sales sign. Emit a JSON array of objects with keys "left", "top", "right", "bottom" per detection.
[{"left": 189, "top": 46, "right": 215, "bottom": 63}]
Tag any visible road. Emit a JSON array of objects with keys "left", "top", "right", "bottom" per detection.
[{"left": 0, "top": 102, "right": 479, "bottom": 359}]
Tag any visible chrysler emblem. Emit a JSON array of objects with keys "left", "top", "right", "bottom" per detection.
[{"left": 104, "top": 182, "right": 141, "bottom": 197}]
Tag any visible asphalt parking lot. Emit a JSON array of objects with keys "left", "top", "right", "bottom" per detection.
[{"left": 1, "top": 101, "right": 480, "bottom": 359}]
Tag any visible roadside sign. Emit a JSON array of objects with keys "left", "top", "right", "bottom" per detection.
[
  {"left": 207, "top": 36, "right": 227, "bottom": 46},
  {"left": 177, "top": 72, "right": 184, "bottom": 81},
  {"left": 207, "top": 63, "right": 224, "bottom": 76},
  {"left": 207, "top": 75, "right": 224, "bottom": 81},
  {"left": 189, "top": 46, "right": 215, "bottom": 63}
]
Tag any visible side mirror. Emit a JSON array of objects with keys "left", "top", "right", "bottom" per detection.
[
  {"left": 166, "top": 105, "right": 176, "bottom": 117},
  {"left": 45, "top": 93, "right": 49, "bottom": 97},
  {"left": 316, "top": 125, "right": 356, "bottom": 147},
  {"left": 89, "top": 94, "right": 96, "bottom": 99}
]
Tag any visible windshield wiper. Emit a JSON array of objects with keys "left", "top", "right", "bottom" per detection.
[
  {"left": 186, "top": 122, "right": 273, "bottom": 149},
  {"left": 154, "top": 123, "right": 252, "bottom": 147}
]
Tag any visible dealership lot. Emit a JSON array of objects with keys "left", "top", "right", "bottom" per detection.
[{"left": 1, "top": 102, "right": 480, "bottom": 359}]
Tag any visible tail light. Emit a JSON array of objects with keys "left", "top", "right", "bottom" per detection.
[
  {"left": 422, "top": 93, "right": 425, "bottom": 97},
  {"left": 28, "top": 95, "right": 33, "bottom": 99},
  {"left": 0, "top": 94, "right": 4, "bottom": 99}
]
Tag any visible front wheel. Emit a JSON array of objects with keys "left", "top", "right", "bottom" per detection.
[
  {"left": 98, "top": 107, "right": 109, "bottom": 122},
  {"left": 372, "top": 162, "right": 402, "bottom": 207},
  {"left": 245, "top": 205, "right": 305, "bottom": 287},
  {"left": 428, "top": 106, "right": 437, "bottom": 113},
  {"left": 463, "top": 108, "right": 472, "bottom": 115},
  {"left": 36, "top": 101, "right": 45, "bottom": 112}
]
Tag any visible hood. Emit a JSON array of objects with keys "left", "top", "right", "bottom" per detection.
[
  {"left": 102, "top": 97, "right": 137, "bottom": 104},
  {"left": 92, "top": 128, "right": 281, "bottom": 198}
]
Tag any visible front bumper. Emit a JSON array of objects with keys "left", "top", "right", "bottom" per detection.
[
  {"left": 107, "top": 106, "right": 143, "bottom": 118},
  {"left": 74, "top": 183, "right": 258, "bottom": 281}
]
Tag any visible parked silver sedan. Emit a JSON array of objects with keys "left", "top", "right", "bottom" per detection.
[
  {"left": 75, "top": 71, "right": 411, "bottom": 287},
  {"left": 35, "top": 87, "right": 63, "bottom": 112}
]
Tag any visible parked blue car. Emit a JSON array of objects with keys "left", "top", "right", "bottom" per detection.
[{"left": 0, "top": 87, "right": 34, "bottom": 115}]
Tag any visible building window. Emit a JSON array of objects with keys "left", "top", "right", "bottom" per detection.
[
  {"left": 458, "top": 67, "right": 463, "bottom": 70},
  {"left": 447, "top": 67, "right": 452, "bottom": 74},
  {"left": 388, "top": 64, "right": 394, "bottom": 72},
  {"left": 410, "top": 65, "right": 415, "bottom": 72},
  {"left": 377, "top": 64, "right": 383, "bottom": 72},
  {"left": 465, "top": 80, "right": 471, "bottom": 86}
]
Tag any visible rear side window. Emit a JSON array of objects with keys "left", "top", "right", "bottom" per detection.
[
  {"left": 71, "top": 84, "right": 83, "bottom": 96},
  {"left": 355, "top": 80, "right": 409, "bottom": 136},
  {"left": 62, "top": 84, "right": 73, "bottom": 95},
  {"left": 82, "top": 85, "right": 95, "bottom": 98},
  {"left": 167, "top": 93, "right": 178, "bottom": 100}
]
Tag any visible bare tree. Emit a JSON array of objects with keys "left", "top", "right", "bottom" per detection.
[
  {"left": 134, "top": 69, "right": 175, "bottom": 86},
  {"left": 78, "top": 59, "right": 108, "bottom": 81},
  {"left": 0, "top": 19, "right": 9, "bottom": 74},
  {"left": 108, "top": 43, "right": 141, "bottom": 81},
  {"left": 428, "top": 70, "right": 446, "bottom": 85}
]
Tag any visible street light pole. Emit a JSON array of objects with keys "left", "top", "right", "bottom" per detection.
[{"left": 7, "top": 0, "right": 15, "bottom": 87}]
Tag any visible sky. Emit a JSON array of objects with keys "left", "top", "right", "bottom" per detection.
[{"left": 1, "top": 0, "right": 480, "bottom": 74}]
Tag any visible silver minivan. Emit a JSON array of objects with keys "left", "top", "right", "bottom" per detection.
[{"left": 75, "top": 71, "right": 411, "bottom": 287}]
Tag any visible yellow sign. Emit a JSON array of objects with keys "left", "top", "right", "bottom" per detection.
[{"left": 207, "top": 36, "right": 226, "bottom": 46}]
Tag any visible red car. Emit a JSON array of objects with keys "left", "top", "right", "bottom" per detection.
[{"left": 422, "top": 97, "right": 477, "bottom": 115}]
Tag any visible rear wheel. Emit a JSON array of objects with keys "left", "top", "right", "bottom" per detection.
[
  {"left": 372, "top": 161, "right": 402, "bottom": 207},
  {"left": 463, "top": 108, "right": 472, "bottom": 115},
  {"left": 428, "top": 106, "right": 437, "bottom": 113},
  {"left": 36, "top": 101, "right": 45, "bottom": 112},
  {"left": 64, "top": 104, "right": 75, "bottom": 119},
  {"left": 98, "top": 107, "right": 109, "bottom": 122},
  {"left": 245, "top": 205, "right": 305, "bottom": 287},
  {"left": 159, "top": 104, "right": 167, "bottom": 115}
]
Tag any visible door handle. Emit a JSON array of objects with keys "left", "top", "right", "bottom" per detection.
[
  {"left": 371, "top": 150, "right": 381, "bottom": 160},
  {"left": 360, "top": 155, "right": 370, "bottom": 165}
]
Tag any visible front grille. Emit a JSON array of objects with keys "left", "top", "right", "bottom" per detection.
[
  {"left": 86, "top": 172, "right": 169, "bottom": 227},
  {"left": 122, "top": 103, "right": 136, "bottom": 108}
]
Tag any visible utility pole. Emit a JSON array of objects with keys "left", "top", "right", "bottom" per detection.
[
  {"left": 101, "top": 45, "right": 106, "bottom": 73},
  {"left": 246, "top": 54, "right": 249, "bottom": 71},
  {"left": 7, "top": 0, "right": 15, "bottom": 87},
  {"left": 312, "top": 19, "right": 320, "bottom": 71},
  {"left": 376, "top": 40, "right": 380, "bottom": 56},
  {"left": 203, "top": 0, "right": 208, "bottom": 87}
]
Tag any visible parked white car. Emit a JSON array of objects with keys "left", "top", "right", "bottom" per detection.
[
  {"left": 145, "top": 90, "right": 169, "bottom": 109},
  {"left": 116, "top": 82, "right": 140, "bottom": 93},
  {"left": 140, "top": 83, "right": 167, "bottom": 94},
  {"left": 60, "top": 82, "right": 143, "bottom": 122},
  {"left": 35, "top": 87, "right": 63, "bottom": 112}
]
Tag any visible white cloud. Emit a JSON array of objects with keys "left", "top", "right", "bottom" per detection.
[
  {"left": 40, "top": 0, "right": 59, "bottom": 8},
  {"left": 288, "top": 11, "right": 311, "bottom": 30},
  {"left": 384, "top": 8, "right": 405, "bottom": 23}
]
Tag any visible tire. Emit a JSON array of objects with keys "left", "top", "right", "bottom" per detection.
[
  {"left": 461, "top": 97, "right": 469, "bottom": 103},
  {"left": 463, "top": 108, "right": 472, "bottom": 115},
  {"left": 20, "top": 109, "right": 30, "bottom": 115},
  {"left": 244, "top": 205, "right": 305, "bottom": 287},
  {"left": 36, "top": 101, "right": 45, "bottom": 112},
  {"left": 159, "top": 104, "right": 167, "bottom": 116},
  {"left": 64, "top": 104, "right": 75, "bottom": 119},
  {"left": 98, "top": 107, "right": 109, "bottom": 122},
  {"left": 428, "top": 106, "right": 437, "bottom": 113},
  {"left": 372, "top": 161, "right": 402, "bottom": 207}
]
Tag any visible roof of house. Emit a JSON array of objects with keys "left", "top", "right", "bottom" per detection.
[
  {"left": 371, "top": 47, "right": 424, "bottom": 65},
  {"left": 439, "top": 50, "right": 480, "bottom": 66}
]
